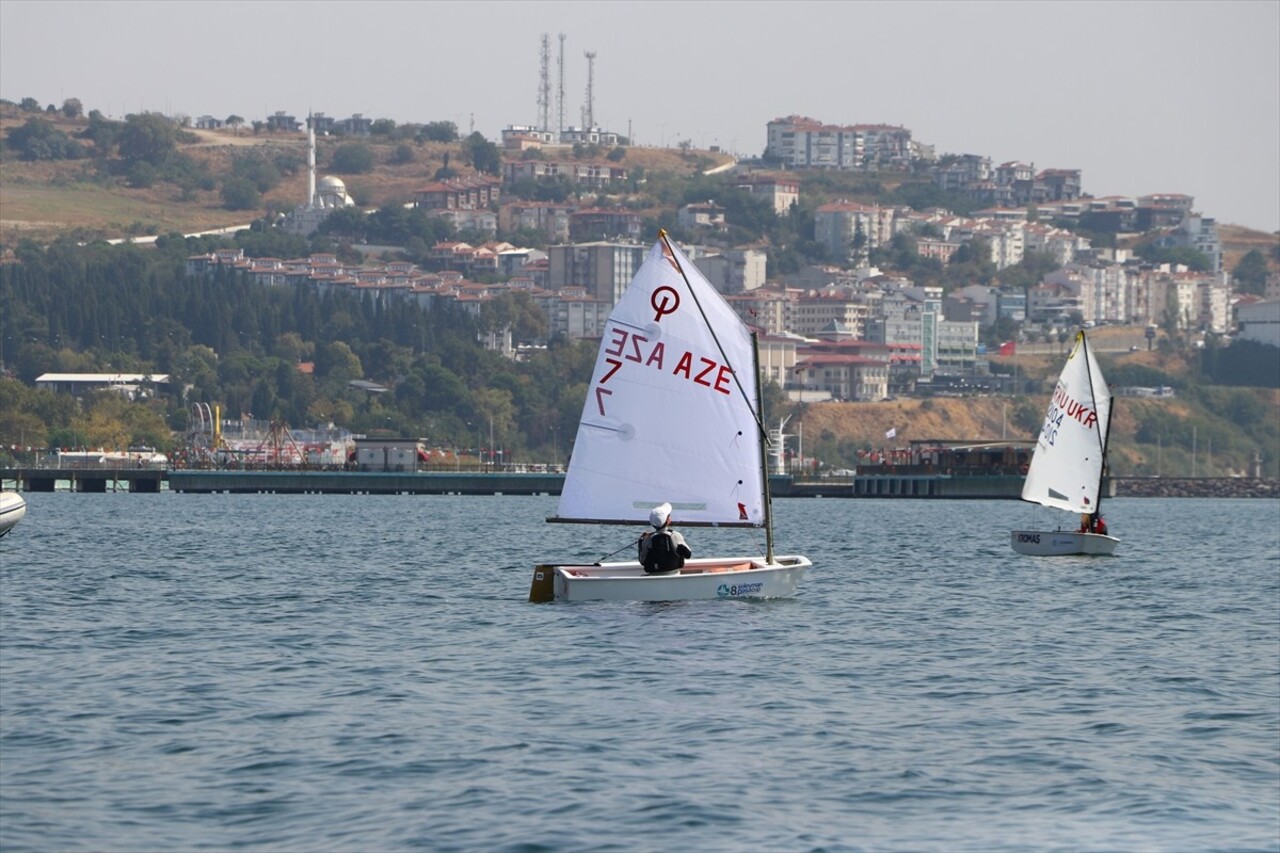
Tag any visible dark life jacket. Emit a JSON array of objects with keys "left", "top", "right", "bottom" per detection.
[{"left": 642, "top": 531, "right": 685, "bottom": 574}]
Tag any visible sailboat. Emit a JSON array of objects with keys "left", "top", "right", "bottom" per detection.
[
  {"left": 529, "top": 232, "right": 812, "bottom": 602},
  {"left": 1011, "top": 330, "right": 1119, "bottom": 556}
]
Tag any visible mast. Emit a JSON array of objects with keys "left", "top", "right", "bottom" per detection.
[
  {"left": 752, "top": 332, "right": 776, "bottom": 563},
  {"left": 1079, "top": 330, "right": 1110, "bottom": 517}
]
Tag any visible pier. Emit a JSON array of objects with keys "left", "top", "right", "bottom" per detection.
[
  {"left": 2, "top": 466, "right": 164, "bottom": 493},
  {"left": 3, "top": 466, "right": 1274, "bottom": 499}
]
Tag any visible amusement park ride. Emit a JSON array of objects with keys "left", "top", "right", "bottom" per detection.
[{"left": 186, "top": 403, "right": 313, "bottom": 469}]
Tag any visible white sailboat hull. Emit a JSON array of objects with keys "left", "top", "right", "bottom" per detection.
[
  {"left": 534, "top": 554, "right": 811, "bottom": 602},
  {"left": 1010, "top": 530, "right": 1119, "bottom": 556},
  {"left": 0, "top": 491, "right": 27, "bottom": 538}
]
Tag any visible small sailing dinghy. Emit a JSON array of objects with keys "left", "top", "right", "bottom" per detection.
[
  {"left": 530, "top": 232, "right": 811, "bottom": 602},
  {"left": 1011, "top": 330, "right": 1119, "bottom": 556}
]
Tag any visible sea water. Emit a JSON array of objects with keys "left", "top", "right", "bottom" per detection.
[{"left": 1, "top": 493, "right": 1277, "bottom": 852}]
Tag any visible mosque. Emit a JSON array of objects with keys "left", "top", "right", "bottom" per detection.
[{"left": 282, "top": 117, "right": 356, "bottom": 235}]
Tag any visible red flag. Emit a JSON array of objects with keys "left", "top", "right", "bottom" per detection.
[
  {"left": 738, "top": 502, "right": 748, "bottom": 520},
  {"left": 999, "top": 341, "right": 1016, "bottom": 356}
]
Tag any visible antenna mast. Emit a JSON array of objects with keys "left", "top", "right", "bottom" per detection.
[
  {"left": 537, "top": 33, "right": 551, "bottom": 132},
  {"left": 557, "top": 33, "right": 566, "bottom": 137},
  {"left": 582, "top": 50, "right": 596, "bottom": 129}
]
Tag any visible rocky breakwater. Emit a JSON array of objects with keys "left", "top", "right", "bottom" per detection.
[{"left": 1115, "top": 478, "right": 1280, "bottom": 498}]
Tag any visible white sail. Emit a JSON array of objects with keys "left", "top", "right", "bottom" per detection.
[
  {"left": 555, "top": 239, "right": 764, "bottom": 527},
  {"left": 1021, "top": 331, "right": 1112, "bottom": 515}
]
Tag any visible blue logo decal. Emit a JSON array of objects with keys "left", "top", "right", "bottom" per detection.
[{"left": 717, "top": 582, "right": 764, "bottom": 597}]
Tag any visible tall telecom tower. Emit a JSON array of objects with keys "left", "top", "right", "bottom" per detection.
[
  {"left": 582, "top": 50, "right": 596, "bottom": 130},
  {"left": 557, "top": 33, "right": 566, "bottom": 136},
  {"left": 537, "top": 33, "right": 551, "bottom": 132}
]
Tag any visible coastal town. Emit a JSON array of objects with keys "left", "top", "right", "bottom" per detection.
[
  {"left": 2, "top": 34, "right": 1277, "bottom": 486},
  {"left": 172, "top": 108, "right": 1277, "bottom": 407}
]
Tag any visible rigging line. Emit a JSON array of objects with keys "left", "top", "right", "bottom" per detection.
[
  {"left": 593, "top": 535, "right": 645, "bottom": 565},
  {"left": 657, "top": 229, "right": 770, "bottom": 445}
]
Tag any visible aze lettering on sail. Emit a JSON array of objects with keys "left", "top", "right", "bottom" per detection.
[{"left": 592, "top": 324, "right": 735, "bottom": 417}]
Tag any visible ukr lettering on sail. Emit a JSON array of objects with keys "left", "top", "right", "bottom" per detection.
[
  {"left": 1041, "top": 382, "right": 1097, "bottom": 447},
  {"left": 1051, "top": 383, "right": 1097, "bottom": 429}
]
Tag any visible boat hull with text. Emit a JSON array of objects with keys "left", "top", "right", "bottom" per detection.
[
  {"left": 531, "top": 555, "right": 810, "bottom": 602},
  {"left": 1010, "top": 529, "right": 1119, "bottom": 556}
]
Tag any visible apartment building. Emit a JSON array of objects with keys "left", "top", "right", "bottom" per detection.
[
  {"left": 501, "top": 159, "right": 628, "bottom": 188},
  {"left": 792, "top": 354, "right": 889, "bottom": 401},
  {"left": 569, "top": 208, "right": 643, "bottom": 242},
  {"left": 814, "top": 201, "right": 896, "bottom": 261},
  {"left": 546, "top": 241, "right": 647, "bottom": 305},
  {"left": 732, "top": 174, "right": 799, "bottom": 215},
  {"left": 533, "top": 287, "right": 612, "bottom": 340},
  {"left": 414, "top": 177, "right": 502, "bottom": 211},
  {"left": 693, "top": 249, "right": 767, "bottom": 295},
  {"left": 765, "top": 116, "right": 913, "bottom": 171},
  {"left": 499, "top": 202, "right": 575, "bottom": 242}
]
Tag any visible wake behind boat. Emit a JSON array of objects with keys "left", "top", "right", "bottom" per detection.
[
  {"left": 0, "top": 491, "right": 27, "bottom": 539},
  {"left": 530, "top": 232, "right": 811, "bottom": 602},
  {"left": 1011, "top": 330, "right": 1119, "bottom": 556}
]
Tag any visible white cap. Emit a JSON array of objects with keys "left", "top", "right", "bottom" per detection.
[{"left": 649, "top": 502, "right": 672, "bottom": 529}]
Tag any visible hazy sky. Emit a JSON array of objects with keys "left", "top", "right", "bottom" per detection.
[{"left": 2, "top": 0, "right": 1277, "bottom": 232}]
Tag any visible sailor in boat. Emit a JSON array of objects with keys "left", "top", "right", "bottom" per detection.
[
  {"left": 1078, "top": 513, "right": 1109, "bottom": 535},
  {"left": 638, "top": 502, "right": 692, "bottom": 574}
]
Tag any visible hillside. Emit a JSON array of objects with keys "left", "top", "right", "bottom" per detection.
[
  {"left": 793, "top": 344, "right": 1280, "bottom": 479},
  {"left": 0, "top": 106, "right": 731, "bottom": 244}
]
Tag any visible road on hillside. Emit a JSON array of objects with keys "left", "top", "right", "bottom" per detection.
[{"left": 1002, "top": 327, "right": 1158, "bottom": 356}]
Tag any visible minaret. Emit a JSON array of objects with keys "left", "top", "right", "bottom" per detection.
[{"left": 307, "top": 114, "right": 317, "bottom": 208}]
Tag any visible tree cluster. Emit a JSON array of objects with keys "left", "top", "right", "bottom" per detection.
[{"left": 0, "top": 237, "right": 600, "bottom": 464}]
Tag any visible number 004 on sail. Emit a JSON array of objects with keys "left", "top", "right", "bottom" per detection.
[
  {"left": 1011, "top": 330, "right": 1119, "bottom": 556},
  {"left": 529, "top": 233, "right": 811, "bottom": 602}
]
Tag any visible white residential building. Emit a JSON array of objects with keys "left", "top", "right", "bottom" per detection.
[
  {"left": 1235, "top": 299, "right": 1280, "bottom": 348},
  {"left": 733, "top": 174, "right": 800, "bottom": 215}
]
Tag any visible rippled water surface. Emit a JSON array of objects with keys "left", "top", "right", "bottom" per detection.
[{"left": 2, "top": 494, "right": 1278, "bottom": 852}]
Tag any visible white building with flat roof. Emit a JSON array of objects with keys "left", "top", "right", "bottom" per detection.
[{"left": 1236, "top": 299, "right": 1280, "bottom": 348}]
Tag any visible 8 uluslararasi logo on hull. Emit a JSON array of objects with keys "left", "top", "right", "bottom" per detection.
[{"left": 717, "top": 582, "right": 765, "bottom": 597}]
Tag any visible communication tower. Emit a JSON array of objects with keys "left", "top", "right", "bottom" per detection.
[
  {"left": 582, "top": 50, "right": 596, "bottom": 129},
  {"left": 557, "top": 33, "right": 566, "bottom": 135},
  {"left": 537, "top": 33, "right": 551, "bottom": 132}
]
